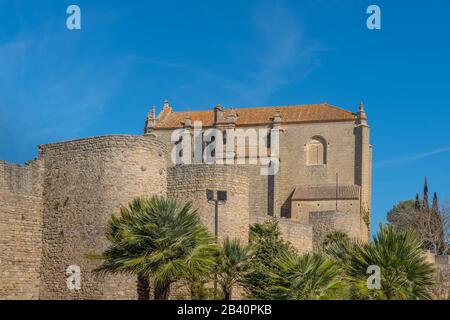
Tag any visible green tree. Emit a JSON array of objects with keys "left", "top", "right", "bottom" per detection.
[
  {"left": 93, "top": 196, "right": 218, "bottom": 300},
  {"left": 266, "top": 251, "right": 345, "bottom": 300},
  {"left": 386, "top": 199, "right": 416, "bottom": 227},
  {"left": 242, "top": 219, "right": 296, "bottom": 299},
  {"left": 322, "top": 231, "right": 350, "bottom": 250},
  {"left": 327, "top": 224, "right": 435, "bottom": 300},
  {"left": 216, "top": 237, "right": 252, "bottom": 300},
  {"left": 387, "top": 178, "right": 448, "bottom": 255}
]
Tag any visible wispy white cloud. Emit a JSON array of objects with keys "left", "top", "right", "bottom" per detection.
[
  {"left": 374, "top": 146, "right": 450, "bottom": 169},
  {"left": 1, "top": 1, "right": 324, "bottom": 162},
  {"left": 0, "top": 32, "right": 130, "bottom": 162},
  {"left": 221, "top": 1, "right": 324, "bottom": 105},
  {"left": 135, "top": 1, "right": 325, "bottom": 107}
]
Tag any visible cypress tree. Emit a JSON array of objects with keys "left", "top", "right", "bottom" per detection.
[
  {"left": 415, "top": 193, "right": 421, "bottom": 211},
  {"left": 423, "top": 177, "right": 429, "bottom": 211},
  {"left": 431, "top": 192, "right": 446, "bottom": 254},
  {"left": 432, "top": 192, "right": 438, "bottom": 213}
]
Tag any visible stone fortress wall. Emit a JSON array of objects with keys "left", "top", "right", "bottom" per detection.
[
  {"left": 0, "top": 133, "right": 328, "bottom": 299},
  {"left": 167, "top": 164, "right": 250, "bottom": 244},
  {"left": 425, "top": 253, "right": 450, "bottom": 299},
  {"left": 0, "top": 160, "right": 44, "bottom": 299},
  {"left": 0, "top": 135, "right": 169, "bottom": 300},
  {"left": 0, "top": 102, "right": 373, "bottom": 299},
  {"left": 38, "top": 135, "right": 168, "bottom": 299},
  {"left": 2, "top": 101, "right": 448, "bottom": 300},
  {"left": 309, "top": 210, "right": 366, "bottom": 250},
  {"left": 250, "top": 215, "right": 313, "bottom": 254}
]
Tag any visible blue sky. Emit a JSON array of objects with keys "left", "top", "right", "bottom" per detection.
[{"left": 1, "top": 0, "right": 449, "bottom": 235}]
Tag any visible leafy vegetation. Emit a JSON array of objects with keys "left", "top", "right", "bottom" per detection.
[
  {"left": 216, "top": 237, "right": 252, "bottom": 300},
  {"left": 387, "top": 178, "right": 449, "bottom": 255},
  {"left": 263, "top": 251, "right": 345, "bottom": 299},
  {"left": 324, "top": 225, "right": 435, "bottom": 300},
  {"left": 361, "top": 205, "right": 371, "bottom": 231},
  {"left": 93, "top": 196, "right": 218, "bottom": 300},
  {"left": 242, "top": 221, "right": 346, "bottom": 300},
  {"left": 242, "top": 220, "right": 296, "bottom": 299},
  {"left": 94, "top": 197, "right": 436, "bottom": 300}
]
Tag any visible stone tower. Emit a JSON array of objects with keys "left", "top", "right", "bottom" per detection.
[{"left": 38, "top": 135, "right": 168, "bottom": 299}]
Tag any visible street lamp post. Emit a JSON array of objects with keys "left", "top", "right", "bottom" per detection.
[
  {"left": 206, "top": 190, "right": 227, "bottom": 241},
  {"left": 206, "top": 189, "right": 227, "bottom": 299}
]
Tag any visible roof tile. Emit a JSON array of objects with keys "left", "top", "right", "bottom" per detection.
[
  {"left": 292, "top": 185, "right": 360, "bottom": 201},
  {"left": 155, "top": 103, "right": 355, "bottom": 128}
]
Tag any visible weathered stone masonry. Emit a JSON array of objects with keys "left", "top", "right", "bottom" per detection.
[
  {"left": 168, "top": 164, "right": 250, "bottom": 244},
  {"left": 39, "top": 135, "right": 168, "bottom": 299},
  {"left": 0, "top": 160, "right": 43, "bottom": 299},
  {"left": 1, "top": 102, "right": 374, "bottom": 299},
  {"left": 1, "top": 135, "right": 169, "bottom": 299}
]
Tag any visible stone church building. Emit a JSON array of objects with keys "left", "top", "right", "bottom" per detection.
[{"left": 0, "top": 101, "right": 372, "bottom": 299}]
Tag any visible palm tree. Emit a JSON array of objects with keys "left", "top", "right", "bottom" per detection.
[
  {"left": 93, "top": 196, "right": 218, "bottom": 300},
  {"left": 243, "top": 220, "right": 297, "bottom": 299},
  {"left": 322, "top": 231, "right": 350, "bottom": 250},
  {"left": 322, "top": 231, "right": 362, "bottom": 271},
  {"left": 327, "top": 225, "right": 435, "bottom": 300},
  {"left": 136, "top": 273, "right": 150, "bottom": 300},
  {"left": 184, "top": 259, "right": 216, "bottom": 299},
  {"left": 267, "top": 251, "right": 344, "bottom": 300},
  {"left": 352, "top": 225, "right": 435, "bottom": 299},
  {"left": 216, "top": 238, "right": 252, "bottom": 300}
]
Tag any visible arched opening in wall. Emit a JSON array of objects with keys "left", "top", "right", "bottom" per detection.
[{"left": 306, "top": 136, "right": 327, "bottom": 165}]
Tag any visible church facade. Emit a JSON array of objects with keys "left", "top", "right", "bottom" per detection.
[{"left": 148, "top": 101, "right": 372, "bottom": 248}]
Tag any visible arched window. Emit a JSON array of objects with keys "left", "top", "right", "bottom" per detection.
[{"left": 306, "top": 137, "right": 326, "bottom": 165}]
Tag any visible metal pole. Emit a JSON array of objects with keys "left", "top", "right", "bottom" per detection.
[
  {"left": 336, "top": 173, "right": 338, "bottom": 211},
  {"left": 214, "top": 198, "right": 218, "bottom": 298},
  {"left": 215, "top": 200, "right": 219, "bottom": 242}
]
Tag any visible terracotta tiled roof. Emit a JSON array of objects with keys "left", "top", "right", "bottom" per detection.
[
  {"left": 292, "top": 185, "right": 360, "bottom": 201},
  {"left": 154, "top": 103, "right": 355, "bottom": 129}
]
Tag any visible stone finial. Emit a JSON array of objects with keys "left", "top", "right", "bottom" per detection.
[
  {"left": 273, "top": 108, "right": 282, "bottom": 127},
  {"left": 184, "top": 114, "right": 192, "bottom": 128},
  {"left": 269, "top": 108, "right": 282, "bottom": 133},
  {"left": 274, "top": 108, "right": 281, "bottom": 120},
  {"left": 214, "top": 104, "right": 224, "bottom": 123},
  {"left": 163, "top": 100, "right": 171, "bottom": 111},
  {"left": 144, "top": 106, "right": 157, "bottom": 134},
  {"left": 148, "top": 106, "right": 156, "bottom": 120},
  {"left": 158, "top": 100, "right": 173, "bottom": 121},
  {"left": 356, "top": 101, "right": 367, "bottom": 125}
]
